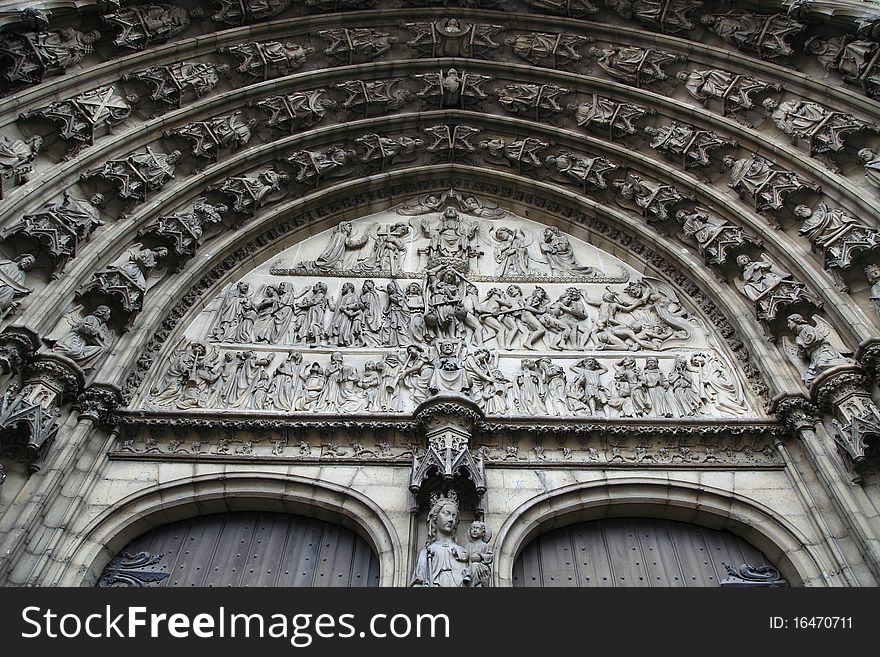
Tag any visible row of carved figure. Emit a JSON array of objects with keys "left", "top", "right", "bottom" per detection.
[
  {"left": 146, "top": 340, "right": 749, "bottom": 418},
  {"left": 206, "top": 272, "right": 700, "bottom": 353}
]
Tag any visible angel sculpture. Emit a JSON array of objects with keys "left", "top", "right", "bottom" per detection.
[
  {"left": 50, "top": 305, "right": 113, "bottom": 370},
  {"left": 783, "top": 314, "right": 853, "bottom": 386},
  {"left": 493, "top": 226, "right": 532, "bottom": 276}
]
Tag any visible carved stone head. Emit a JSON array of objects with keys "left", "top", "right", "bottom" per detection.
[
  {"left": 427, "top": 490, "right": 460, "bottom": 540},
  {"left": 93, "top": 305, "right": 111, "bottom": 322}
]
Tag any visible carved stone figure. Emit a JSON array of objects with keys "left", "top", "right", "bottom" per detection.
[
  {"left": 81, "top": 147, "right": 180, "bottom": 208},
  {"left": 78, "top": 245, "right": 168, "bottom": 322},
  {"left": 283, "top": 145, "right": 356, "bottom": 186},
  {"left": 592, "top": 45, "right": 684, "bottom": 88},
  {"left": 406, "top": 18, "right": 502, "bottom": 58},
  {"left": 206, "top": 169, "right": 289, "bottom": 216},
  {"left": 20, "top": 86, "right": 135, "bottom": 159},
  {"left": 642, "top": 356, "right": 675, "bottom": 417},
  {"left": 492, "top": 227, "right": 531, "bottom": 276},
  {"left": 480, "top": 137, "right": 548, "bottom": 172},
  {"left": 866, "top": 264, "right": 880, "bottom": 321},
  {"left": 418, "top": 208, "right": 480, "bottom": 270},
  {"left": 668, "top": 354, "right": 703, "bottom": 416},
  {"left": 411, "top": 491, "right": 472, "bottom": 587},
  {"left": 568, "top": 94, "right": 654, "bottom": 140},
  {"left": 334, "top": 78, "right": 411, "bottom": 115},
  {"left": 103, "top": 4, "right": 196, "bottom": 50},
  {"left": 210, "top": 282, "right": 253, "bottom": 342},
  {"left": 520, "top": 0, "right": 598, "bottom": 18},
  {"left": 317, "top": 28, "right": 398, "bottom": 63},
  {"left": 123, "top": 62, "right": 228, "bottom": 115},
  {"left": 423, "top": 124, "right": 481, "bottom": 161},
  {"left": 735, "top": 254, "right": 785, "bottom": 302},
  {"left": 765, "top": 99, "right": 877, "bottom": 168},
  {"left": 793, "top": 203, "right": 880, "bottom": 277},
  {"left": 784, "top": 313, "right": 853, "bottom": 385},
  {"left": 723, "top": 155, "right": 820, "bottom": 214},
  {"left": 569, "top": 357, "right": 609, "bottom": 416},
  {"left": 0, "top": 135, "right": 41, "bottom": 198},
  {"left": 644, "top": 123, "right": 737, "bottom": 170},
  {"left": 2, "top": 192, "right": 104, "bottom": 276},
  {"left": 356, "top": 133, "right": 423, "bottom": 168},
  {"left": 164, "top": 111, "right": 257, "bottom": 166},
  {"left": 251, "top": 90, "right": 337, "bottom": 133},
  {"left": 466, "top": 521, "right": 493, "bottom": 587},
  {"left": 223, "top": 350, "right": 273, "bottom": 408},
  {"left": 614, "top": 173, "right": 690, "bottom": 227},
  {"left": 677, "top": 207, "right": 759, "bottom": 266},
  {"left": 546, "top": 151, "right": 618, "bottom": 191},
  {"left": 539, "top": 227, "right": 595, "bottom": 276},
  {"left": 51, "top": 305, "right": 112, "bottom": 369},
  {"left": 149, "top": 341, "right": 211, "bottom": 409},
  {"left": 494, "top": 83, "right": 571, "bottom": 120},
  {"left": 20, "top": 8, "right": 52, "bottom": 31},
  {"left": 806, "top": 36, "right": 880, "bottom": 99},
  {"left": 413, "top": 69, "right": 491, "bottom": 109},
  {"left": 606, "top": 0, "right": 702, "bottom": 34},
  {"left": 858, "top": 149, "right": 880, "bottom": 191},
  {"left": 299, "top": 221, "right": 368, "bottom": 273},
  {"left": 212, "top": 0, "right": 290, "bottom": 25},
  {"left": 137, "top": 198, "right": 228, "bottom": 262},
  {"left": 0, "top": 28, "right": 99, "bottom": 84},
  {"left": 269, "top": 351, "right": 302, "bottom": 412},
  {"left": 505, "top": 31, "right": 592, "bottom": 69},
  {"left": 701, "top": 12, "right": 805, "bottom": 62},
  {"left": 222, "top": 40, "right": 314, "bottom": 80},
  {"left": 608, "top": 357, "right": 650, "bottom": 418},
  {"left": 295, "top": 282, "right": 330, "bottom": 345},
  {"left": 676, "top": 68, "right": 781, "bottom": 125},
  {"left": 0, "top": 254, "right": 34, "bottom": 317}
]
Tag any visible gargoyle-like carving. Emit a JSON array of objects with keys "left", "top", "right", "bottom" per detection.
[
  {"left": 806, "top": 36, "right": 880, "bottom": 99},
  {"left": 221, "top": 40, "right": 314, "bottom": 80},
  {"left": 592, "top": 45, "right": 684, "bottom": 88},
  {"left": 494, "top": 83, "right": 570, "bottom": 121},
  {"left": 783, "top": 313, "right": 853, "bottom": 386},
  {"left": 164, "top": 111, "right": 256, "bottom": 167},
  {"left": 334, "top": 78, "right": 411, "bottom": 116},
  {"left": 356, "top": 133, "right": 423, "bottom": 169},
  {"left": 81, "top": 147, "right": 180, "bottom": 210},
  {"left": 794, "top": 203, "right": 880, "bottom": 280},
  {"left": 505, "top": 31, "right": 592, "bottom": 69},
  {"left": 317, "top": 28, "right": 398, "bottom": 63},
  {"left": 283, "top": 146, "right": 356, "bottom": 186},
  {"left": 735, "top": 254, "right": 820, "bottom": 324},
  {"left": 138, "top": 198, "right": 228, "bottom": 263},
  {"left": 212, "top": 0, "right": 290, "bottom": 25},
  {"left": 103, "top": 4, "right": 196, "bottom": 50},
  {"left": 606, "top": 0, "right": 703, "bottom": 34},
  {"left": 413, "top": 69, "right": 491, "bottom": 109},
  {"left": 720, "top": 563, "right": 788, "bottom": 587},
  {"left": 677, "top": 68, "right": 781, "bottom": 125},
  {"left": 123, "top": 62, "right": 228, "bottom": 115},
  {"left": 97, "top": 551, "right": 170, "bottom": 587},
  {"left": 423, "top": 124, "right": 481, "bottom": 161},
  {"left": 251, "top": 90, "right": 337, "bottom": 133},
  {"left": 701, "top": 12, "right": 805, "bottom": 62},
  {"left": 20, "top": 86, "right": 135, "bottom": 160},
  {"left": 0, "top": 254, "right": 34, "bottom": 318},
  {"left": 479, "top": 137, "right": 549, "bottom": 172},
  {"left": 724, "top": 155, "right": 820, "bottom": 215},
  {"left": 405, "top": 18, "right": 501, "bottom": 58},
  {"left": 614, "top": 173, "right": 692, "bottom": 227},
  {"left": 569, "top": 94, "right": 654, "bottom": 140},
  {"left": 644, "top": 122, "right": 737, "bottom": 170},
  {"left": 205, "top": 169, "right": 289, "bottom": 217},
  {"left": 545, "top": 152, "right": 619, "bottom": 191},
  {"left": 765, "top": 99, "right": 877, "bottom": 169},
  {"left": 521, "top": 0, "right": 598, "bottom": 18},
  {"left": 0, "top": 135, "right": 41, "bottom": 198},
  {"left": 0, "top": 28, "right": 99, "bottom": 85},
  {"left": 677, "top": 207, "right": 761, "bottom": 266},
  {"left": 1, "top": 192, "right": 104, "bottom": 277}
]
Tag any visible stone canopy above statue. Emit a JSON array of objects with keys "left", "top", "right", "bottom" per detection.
[{"left": 139, "top": 192, "right": 759, "bottom": 420}]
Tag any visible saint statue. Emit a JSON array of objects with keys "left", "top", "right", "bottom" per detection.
[{"left": 410, "top": 491, "right": 472, "bottom": 587}]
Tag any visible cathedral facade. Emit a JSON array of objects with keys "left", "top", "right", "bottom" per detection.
[{"left": 0, "top": 0, "right": 879, "bottom": 587}]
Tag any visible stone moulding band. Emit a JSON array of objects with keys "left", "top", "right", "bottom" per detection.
[{"left": 268, "top": 265, "right": 631, "bottom": 284}]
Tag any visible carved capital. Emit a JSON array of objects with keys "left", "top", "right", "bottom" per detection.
[
  {"left": 0, "top": 326, "right": 39, "bottom": 374},
  {"left": 771, "top": 393, "right": 820, "bottom": 434},
  {"left": 812, "top": 364, "right": 870, "bottom": 410},
  {"left": 75, "top": 384, "right": 123, "bottom": 424},
  {"left": 414, "top": 395, "right": 486, "bottom": 437}
]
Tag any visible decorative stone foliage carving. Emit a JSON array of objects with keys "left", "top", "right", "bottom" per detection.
[
  {"left": 334, "top": 78, "right": 412, "bottom": 115},
  {"left": 0, "top": 28, "right": 99, "bottom": 85},
  {"left": 81, "top": 148, "right": 180, "bottom": 211},
  {"left": 494, "top": 83, "right": 571, "bottom": 121},
  {"left": 720, "top": 563, "right": 788, "bottom": 587},
  {"left": 644, "top": 122, "right": 737, "bottom": 170},
  {"left": 406, "top": 18, "right": 501, "bottom": 58},
  {"left": 677, "top": 68, "right": 781, "bottom": 125},
  {"left": 505, "top": 31, "right": 592, "bottom": 69},
  {"left": 221, "top": 40, "right": 314, "bottom": 80},
  {"left": 102, "top": 4, "right": 196, "bottom": 51},
  {"left": 723, "top": 154, "right": 820, "bottom": 215},
  {"left": 569, "top": 94, "right": 654, "bottom": 140},
  {"left": 20, "top": 86, "right": 135, "bottom": 160},
  {"left": 212, "top": 0, "right": 290, "bottom": 25},
  {"left": 701, "top": 12, "right": 805, "bottom": 62},
  {"left": 123, "top": 62, "right": 228, "bottom": 116},
  {"left": 0, "top": 135, "right": 41, "bottom": 198},
  {"left": 592, "top": 45, "right": 684, "bottom": 88},
  {"left": 164, "top": 111, "right": 256, "bottom": 167},
  {"left": 317, "top": 28, "right": 398, "bottom": 64},
  {"left": 413, "top": 69, "right": 491, "bottom": 109},
  {"left": 205, "top": 169, "right": 289, "bottom": 217},
  {"left": 250, "top": 90, "right": 337, "bottom": 133},
  {"left": 606, "top": 0, "right": 702, "bottom": 34},
  {"left": 0, "top": 327, "right": 39, "bottom": 375}
]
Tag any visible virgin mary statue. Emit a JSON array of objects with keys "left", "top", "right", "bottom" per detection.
[{"left": 410, "top": 491, "right": 472, "bottom": 587}]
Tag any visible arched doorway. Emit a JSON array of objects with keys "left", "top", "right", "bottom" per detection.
[
  {"left": 97, "top": 511, "right": 380, "bottom": 587},
  {"left": 513, "top": 517, "right": 781, "bottom": 587}
]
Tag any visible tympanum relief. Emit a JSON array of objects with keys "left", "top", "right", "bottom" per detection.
[{"left": 141, "top": 193, "right": 756, "bottom": 420}]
